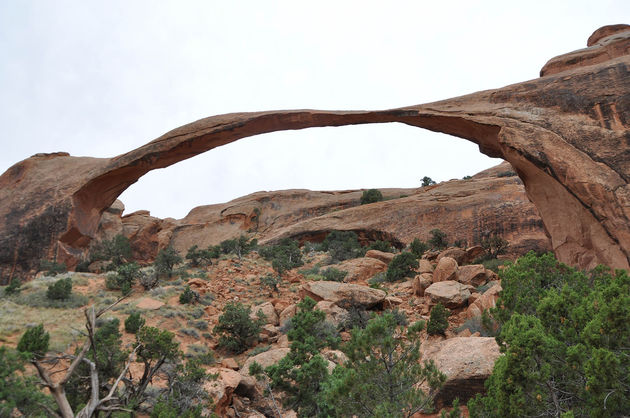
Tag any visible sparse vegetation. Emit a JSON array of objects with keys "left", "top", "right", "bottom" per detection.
[
  {"left": 259, "top": 238, "right": 304, "bottom": 275},
  {"left": 386, "top": 252, "right": 419, "bottom": 282},
  {"left": 321, "top": 267, "right": 348, "bottom": 282},
  {"left": 366, "top": 240, "right": 394, "bottom": 253},
  {"left": 213, "top": 302, "right": 264, "bottom": 354},
  {"left": 39, "top": 259, "right": 67, "bottom": 276},
  {"left": 427, "top": 303, "right": 450, "bottom": 335},
  {"left": 409, "top": 238, "right": 429, "bottom": 258},
  {"left": 185, "top": 244, "right": 216, "bottom": 267},
  {"left": 428, "top": 228, "right": 448, "bottom": 250},
  {"left": 320, "top": 230, "right": 365, "bottom": 263},
  {"left": 155, "top": 246, "right": 183, "bottom": 278},
  {"left": 89, "top": 234, "right": 132, "bottom": 269},
  {"left": 219, "top": 235, "right": 257, "bottom": 260}
]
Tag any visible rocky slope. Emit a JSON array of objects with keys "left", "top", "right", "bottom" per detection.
[
  {"left": 94, "top": 162, "right": 550, "bottom": 264},
  {"left": 1, "top": 24, "right": 629, "bottom": 281}
]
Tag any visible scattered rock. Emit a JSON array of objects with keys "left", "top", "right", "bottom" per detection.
[
  {"left": 433, "top": 257, "right": 458, "bottom": 283},
  {"left": 465, "top": 246, "right": 486, "bottom": 263},
  {"left": 466, "top": 283, "right": 502, "bottom": 319},
  {"left": 437, "top": 248, "right": 467, "bottom": 265},
  {"left": 250, "top": 302, "right": 279, "bottom": 326},
  {"left": 425, "top": 281, "right": 471, "bottom": 308},
  {"left": 204, "top": 368, "right": 242, "bottom": 417},
  {"left": 417, "top": 259, "right": 434, "bottom": 274},
  {"left": 412, "top": 273, "right": 433, "bottom": 296},
  {"left": 279, "top": 304, "right": 297, "bottom": 327},
  {"left": 241, "top": 348, "right": 290, "bottom": 377}
]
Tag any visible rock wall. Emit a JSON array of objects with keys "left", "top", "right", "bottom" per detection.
[{"left": 1, "top": 25, "right": 629, "bottom": 279}]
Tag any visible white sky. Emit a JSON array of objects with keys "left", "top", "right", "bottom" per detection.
[{"left": 1, "top": 1, "right": 628, "bottom": 219}]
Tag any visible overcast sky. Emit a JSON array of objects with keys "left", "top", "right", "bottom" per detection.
[{"left": 1, "top": 1, "right": 628, "bottom": 219}]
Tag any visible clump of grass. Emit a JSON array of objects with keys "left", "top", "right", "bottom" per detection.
[
  {"left": 188, "top": 320, "right": 208, "bottom": 330},
  {"left": 248, "top": 345, "right": 271, "bottom": 357},
  {"left": 14, "top": 290, "right": 88, "bottom": 309},
  {"left": 180, "top": 328, "right": 200, "bottom": 338}
]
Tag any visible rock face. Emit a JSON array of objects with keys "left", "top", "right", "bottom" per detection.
[
  {"left": 425, "top": 281, "right": 472, "bottom": 308},
  {"left": 1, "top": 25, "right": 629, "bottom": 280},
  {"left": 421, "top": 337, "right": 501, "bottom": 404}
]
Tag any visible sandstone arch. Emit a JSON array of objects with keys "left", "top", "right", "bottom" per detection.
[{"left": 1, "top": 25, "right": 629, "bottom": 278}]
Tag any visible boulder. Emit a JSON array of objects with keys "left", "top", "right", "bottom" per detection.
[
  {"left": 279, "top": 303, "right": 297, "bottom": 327},
  {"left": 250, "top": 302, "right": 279, "bottom": 326},
  {"left": 241, "top": 348, "right": 290, "bottom": 378},
  {"left": 433, "top": 257, "right": 458, "bottom": 283},
  {"left": 425, "top": 281, "right": 472, "bottom": 308},
  {"left": 315, "top": 300, "right": 348, "bottom": 326},
  {"left": 365, "top": 249, "right": 395, "bottom": 265},
  {"left": 417, "top": 259, "right": 434, "bottom": 274},
  {"left": 421, "top": 337, "right": 500, "bottom": 404},
  {"left": 204, "top": 368, "right": 242, "bottom": 416},
  {"left": 437, "top": 248, "right": 467, "bottom": 265},
  {"left": 457, "top": 264, "right": 487, "bottom": 287},
  {"left": 412, "top": 273, "right": 433, "bottom": 296},
  {"left": 466, "top": 283, "right": 502, "bottom": 319},
  {"left": 301, "top": 281, "right": 386, "bottom": 308},
  {"left": 335, "top": 257, "right": 387, "bottom": 282},
  {"left": 465, "top": 246, "right": 486, "bottom": 263}
]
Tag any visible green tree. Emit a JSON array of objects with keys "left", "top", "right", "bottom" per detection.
[
  {"left": 322, "top": 314, "right": 446, "bottom": 417},
  {"left": 386, "top": 252, "right": 419, "bottom": 282},
  {"left": 125, "top": 312, "right": 145, "bottom": 334},
  {"left": 90, "top": 234, "right": 133, "bottom": 268},
  {"left": 0, "top": 346, "right": 53, "bottom": 416},
  {"left": 155, "top": 247, "right": 183, "bottom": 277},
  {"left": 481, "top": 235, "right": 509, "bottom": 259},
  {"left": 179, "top": 285, "right": 199, "bottom": 304},
  {"left": 427, "top": 303, "right": 450, "bottom": 335},
  {"left": 367, "top": 240, "right": 394, "bottom": 253},
  {"left": 320, "top": 230, "right": 365, "bottom": 263},
  {"left": 259, "top": 238, "right": 304, "bottom": 275},
  {"left": 39, "top": 259, "right": 67, "bottom": 276},
  {"left": 18, "top": 324, "right": 49, "bottom": 357},
  {"left": 213, "top": 302, "right": 264, "bottom": 354},
  {"left": 219, "top": 235, "right": 257, "bottom": 259},
  {"left": 468, "top": 253, "right": 630, "bottom": 417},
  {"left": 255, "top": 297, "right": 339, "bottom": 417},
  {"left": 185, "top": 245, "right": 215, "bottom": 267},
  {"left": 46, "top": 276, "right": 73, "bottom": 300},
  {"left": 360, "top": 189, "right": 383, "bottom": 205},
  {"left": 421, "top": 176, "right": 436, "bottom": 187},
  {"left": 428, "top": 229, "right": 448, "bottom": 250}
]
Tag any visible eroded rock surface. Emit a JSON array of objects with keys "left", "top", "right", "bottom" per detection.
[{"left": 1, "top": 25, "right": 629, "bottom": 280}]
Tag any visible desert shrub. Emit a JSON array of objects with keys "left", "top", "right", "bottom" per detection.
[
  {"left": 386, "top": 252, "right": 419, "bottom": 282},
  {"left": 455, "top": 313, "right": 496, "bottom": 337},
  {"left": 179, "top": 285, "right": 199, "bottom": 305},
  {"left": 366, "top": 240, "right": 394, "bottom": 253},
  {"left": 125, "top": 312, "right": 145, "bottom": 334},
  {"left": 139, "top": 268, "right": 159, "bottom": 290},
  {"left": 259, "top": 238, "right": 304, "bottom": 275},
  {"left": 480, "top": 258, "right": 507, "bottom": 273},
  {"left": 248, "top": 344, "right": 271, "bottom": 357},
  {"left": 260, "top": 274, "right": 281, "bottom": 294},
  {"left": 4, "top": 277, "right": 22, "bottom": 295},
  {"left": 367, "top": 271, "right": 387, "bottom": 288},
  {"left": 339, "top": 302, "right": 371, "bottom": 331},
  {"left": 427, "top": 303, "right": 450, "bottom": 335},
  {"left": 213, "top": 302, "right": 264, "bottom": 354},
  {"left": 89, "top": 234, "right": 132, "bottom": 267},
  {"left": 463, "top": 175, "right": 472, "bottom": 180},
  {"left": 384, "top": 308, "right": 408, "bottom": 326},
  {"left": 104, "top": 262, "right": 140, "bottom": 295},
  {"left": 421, "top": 176, "right": 436, "bottom": 187},
  {"left": 17, "top": 324, "right": 49, "bottom": 357},
  {"left": 75, "top": 259, "right": 90, "bottom": 272},
  {"left": 409, "top": 238, "right": 429, "bottom": 258},
  {"left": 15, "top": 289, "right": 88, "bottom": 309},
  {"left": 321, "top": 267, "right": 348, "bottom": 282},
  {"left": 219, "top": 235, "right": 257, "bottom": 259},
  {"left": 428, "top": 229, "right": 448, "bottom": 250},
  {"left": 46, "top": 276, "right": 72, "bottom": 300},
  {"left": 39, "top": 259, "right": 67, "bottom": 276},
  {"left": 360, "top": 189, "right": 383, "bottom": 205},
  {"left": 180, "top": 328, "right": 200, "bottom": 338},
  {"left": 155, "top": 247, "right": 183, "bottom": 278},
  {"left": 185, "top": 245, "right": 215, "bottom": 267},
  {"left": 320, "top": 230, "right": 365, "bottom": 263},
  {"left": 453, "top": 239, "right": 467, "bottom": 248},
  {"left": 188, "top": 320, "right": 208, "bottom": 331},
  {"left": 480, "top": 235, "right": 509, "bottom": 259}
]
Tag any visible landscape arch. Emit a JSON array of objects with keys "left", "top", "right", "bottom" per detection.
[{"left": 0, "top": 24, "right": 629, "bottom": 278}]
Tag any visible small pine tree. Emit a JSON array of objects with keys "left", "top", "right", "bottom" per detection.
[
  {"left": 46, "top": 277, "right": 72, "bottom": 300},
  {"left": 125, "top": 312, "right": 145, "bottom": 334},
  {"left": 409, "top": 238, "right": 429, "bottom": 258},
  {"left": 213, "top": 302, "right": 264, "bottom": 354},
  {"left": 421, "top": 176, "right": 436, "bottom": 187},
  {"left": 427, "top": 303, "right": 450, "bottom": 335},
  {"left": 179, "top": 286, "right": 198, "bottom": 304},
  {"left": 428, "top": 229, "right": 448, "bottom": 250},
  {"left": 155, "top": 247, "right": 183, "bottom": 277}
]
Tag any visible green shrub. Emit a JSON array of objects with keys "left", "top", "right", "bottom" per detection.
[
  {"left": 4, "top": 277, "right": 22, "bottom": 295},
  {"left": 497, "top": 170, "right": 517, "bottom": 178},
  {"left": 46, "top": 277, "right": 72, "bottom": 300},
  {"left": 260, "top": 274, "right": 281, "bottom": 294},
  {"left": 259, "top": 238, "right": 304, "bottom": 275},
  {"left": 17, "top": 324, "right": 49, "bottom": 357},
  {"left": 75, "top": 259, "right": 90, "bottom": 272},
  {"left": 39, "top": 259, "right": 67, "bottom": 276},
  {"left": 480, "top": 258, "right": 507, "bottom": 273},
  {"left": 386, "top": 252, "right": 419, "bottom": 282},
  {"left": 367, "top": 271, "right": 386, "bottom": 288},
  {"left": 213, "top": 302, "right": 264, "bottom": 354},
  {"left": 428, "top": 229, "right": 448, "bottom": 250},
  {"left": 188, "top": 320, "right": 208, "bottom": 331},
  {"left": 185, "top": 245, "right": 215, "bottom": 267},
  {"left": 366, "top": 240, "right": 393, "bottom": 253},
  {"left": 179, "top": 285, "right": 199, "bottom": 304},
  {"left": 139, "top": 268, "right": 159, "bottom": 290},
  {"left": 14, "top": 289, "right": 88, "bottom": 309},
  {"left": 360, "top": 189, "right": 383, "bottom": 205},
  {"left": 480, "top": 235, "right": 509, "bottom": 258},
  {"left": 409, "top": 238, "right": 429, "bottom": 258},
  {"left": 321, "top": 267, "right": 348, "bottom": 282},
  {"left": 155, "top": 247, "right": 183, "bottom": 278},
  {"left": 125, "top": 312, "right": 145, "bottom": 334},
  {"left": 89, "top": 234, "right": 132, "bottom": 267},
  {"left": 320, "top": 230, "right": 365, "bottom": 263},
  {"left": 427, "top": 303, "right": 450, "bottom": 335},
  {"left": 219, "top": 235, "right": 257, "bottom": 259}
]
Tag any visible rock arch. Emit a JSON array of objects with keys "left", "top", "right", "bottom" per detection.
[{"left": 1, "top": 25, "right": 629, "bottom": 277}]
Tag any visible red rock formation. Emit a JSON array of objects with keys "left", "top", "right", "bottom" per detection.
[{"left": 1, "top": 25, "right": 629, "bottom": 280}]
